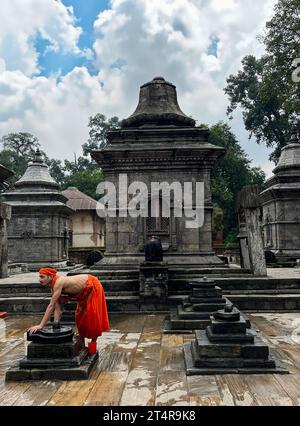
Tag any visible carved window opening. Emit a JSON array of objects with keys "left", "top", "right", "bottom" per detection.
[{"left": 146, "top": 194, "right": 170, "bottom": 236}]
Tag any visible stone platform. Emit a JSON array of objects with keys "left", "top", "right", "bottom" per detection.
[
  {"left": 1, "top": 268, "right": 300, "bottom": 315},
  {"left": 5, "top": 325, "right": 98, "bottom": 381},
  {"left": 184, "top": 305, "right": 288, "bottom": 375}
]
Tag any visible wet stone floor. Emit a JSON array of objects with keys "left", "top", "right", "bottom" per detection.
[{"left": 0, "top": 313, "right": 300, "bottom": 406}]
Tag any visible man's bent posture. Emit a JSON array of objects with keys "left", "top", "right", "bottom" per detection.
[{"left": 28, "top": 267, "right": 110, "bottom": 354}]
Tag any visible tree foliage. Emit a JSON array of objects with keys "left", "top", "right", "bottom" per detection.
[
  {"left": 210, "top": 122, "right": 266, "bottom": 243},
  {"left": 0, "top": 114, "right": 119, "bottom": 197},
  {"left": 0, "top": 132, "right": 46, "bottom": 185},
  {"left": 224, "top": 0, "right": 300, "bottom": 163},
  {"left": 82, "top": 113, "right": 121, "bottom": 155}
]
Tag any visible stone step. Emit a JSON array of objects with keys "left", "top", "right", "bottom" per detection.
[
  {"left": 184, "top": 342, "right": 287, "bottom": 375},
  {"left": 0, "top": 295, "right": 171, "bottom": 315},
  {"left": 228, "top": 294, "right": 300, "bottom": 311},
  {"left": 168, "top": 278, "right": 300, "bottom": 294}
]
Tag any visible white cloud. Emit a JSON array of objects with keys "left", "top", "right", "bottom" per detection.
[
  {"left": 0, "top": 0, "right": 277, "bottom": 175},
  {"left": 0, "top": 0, "right": 83, "bottom": 76}
]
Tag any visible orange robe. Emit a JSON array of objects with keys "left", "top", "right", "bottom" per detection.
[
  {"left": 74, "top": 275, "right": 110, "bottom": 339},
  {"left": 53, "top": 274, "right": 110, "bottom": 339}
]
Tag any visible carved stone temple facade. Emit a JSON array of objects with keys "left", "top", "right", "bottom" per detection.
[
  {"left": 260, "top": 128, "right": 300, "bottom": 264},
  {"left": 3, "top": 149, "right": 74, "bottom": 271},
  {"left": 0, "top": 164, "right": 14, "bottom": 278},
  {"left": 91, "top": 77, "right": 225, "bottom": 269}
]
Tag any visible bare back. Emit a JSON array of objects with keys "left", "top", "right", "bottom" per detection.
[{"left": 55, "top": 274, "right": 89, "bottom": 295}]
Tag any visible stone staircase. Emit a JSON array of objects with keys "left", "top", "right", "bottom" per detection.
[{"left": 1, "top": 266, "right": 300, "bottom": 316}]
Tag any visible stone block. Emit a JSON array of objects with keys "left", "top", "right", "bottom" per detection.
[
  {"left": 241, "top": 340, "right": 269, "bottom": 359},
  {"left": 27, "top": 342, "right": 76, "bottom": 359},
  {"left": 192, "top": 303, "right": 226, "bottom": 312},
  {"left": 192, "top": 287, "right": 222, "bottom": 298},
  {"left": 206, "top": 326, "right": 255, "bottom": 344},
  {"left": 210, "top": 317, "right": 247, "bottom": 334}
]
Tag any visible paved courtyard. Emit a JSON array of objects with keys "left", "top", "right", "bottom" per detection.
[{"left": 0, "top": 312, "right": 300, "bottom": 406}]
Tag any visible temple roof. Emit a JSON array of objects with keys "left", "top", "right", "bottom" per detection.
[
  {"left": 14, "top": 149, "right": 59, "bottom": 191},
  {"left": 121, "top": 76, "right": 195, "bottom": 128},
  {"left": 62, "top": 187, "right": 98, "bottom": 211},
  {"left": 273, "top": 128, "right": 300, "bottom": 174}
]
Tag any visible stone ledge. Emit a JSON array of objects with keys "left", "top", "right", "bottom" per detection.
[{"left": 5, "top": 351, "right": 99, "bottom": 381}]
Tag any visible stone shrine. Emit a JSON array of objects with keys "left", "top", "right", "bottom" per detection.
[
  {"left": 6, "top": 324, "right": 98, "bottom": 381},
  {"left": 91, "top": 76, "right": 225, "bottom": 270},
  {"left": 165, "top": 276, "right": 231, "bottom": 332},
  {"left": 3, "top": 149, "right": 74, "bottom": 271},
  {"left": 260, "top": 128, "right": 300, "bottom": 265},
  {"left": 184, "top": 304, "right": 287, "bottom": 374},
  {"left": 0, "top": 164, "right": 14, "bottom": 278}
]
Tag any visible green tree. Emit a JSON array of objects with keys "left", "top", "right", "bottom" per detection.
[
  {"left": 210, "top": 122, "right": 266, "bottom": 243},
  {"left": 82, "top": 113, "right": 121, "bottom": 154},
  {"left": 224, "top": 0, "right": 300, "bottom": 163},
  {"left": 0, "top": 132, "right": 45, "bottom": 185},
  {"left": 63, "top": 168, "right": 103, "bottom": 200}
]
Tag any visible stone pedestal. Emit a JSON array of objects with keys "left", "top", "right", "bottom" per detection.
[
  {"left": 139, "top": 261, "right": 168, "bottom": 302},
  {"left": 164, "top": 277, "right": 236, "bottom": 332},
  {"left": 184, "top": 304, "right": 288, "bottom": 374},
  {"left": 6, "top": 325, "right": 98, "bottom": 381}
]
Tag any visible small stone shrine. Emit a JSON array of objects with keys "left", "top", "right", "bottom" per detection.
[
  {"left": 164, "top": 276, "right": 231, "bottom": 332},
  {"left": 184, "top": 304, "right": 288, "bottom": 374},
  {"left": 260, "top": 127, "right": 300, "bottom": 265},
  {"left": 6, "top": 323, "right": 98, "bottom": 381},
  {"left": 3, "top": 149, "right": 74, "bottom": 270}
]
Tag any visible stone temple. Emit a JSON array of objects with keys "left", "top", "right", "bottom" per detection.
[
  {"left": 260, "top": 128, "right": 300, "bottom": 265},
  {"left": 91, "top": 76, "right": 225, "bottom": 270},
  {"left": 3, "top": 149, "right": 74, "bottom": 271}
]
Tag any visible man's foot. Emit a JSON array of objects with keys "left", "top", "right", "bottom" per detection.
[{"left": 88, "top": 341, "right": 97, "bottom": 354}]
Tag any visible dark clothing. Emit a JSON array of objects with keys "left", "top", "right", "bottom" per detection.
[{"left": 144, "top": 239, "right": 163, "bottom": 261}]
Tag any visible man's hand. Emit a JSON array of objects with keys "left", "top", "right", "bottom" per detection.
[{"left": 28, "top": 325, "right": 43, "bottom": 335}]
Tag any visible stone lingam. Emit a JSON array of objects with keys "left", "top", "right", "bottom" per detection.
[
  {"left": 164, "top": 276, "right": 251, "bottom": 333},
  {"left": 184, "top": 304, "right": 288, "bottom": 374},
  {"left": 5, "top": 322, "right": 98, "bottom": 381}
]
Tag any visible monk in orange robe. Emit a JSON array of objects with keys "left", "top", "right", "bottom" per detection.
[{"left": 28, "top": 267, "right": 109, "bottom": 354}]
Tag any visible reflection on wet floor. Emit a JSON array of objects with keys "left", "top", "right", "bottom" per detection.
[{"left": 0, "top": 313, "right": 300, "bottom": 406}]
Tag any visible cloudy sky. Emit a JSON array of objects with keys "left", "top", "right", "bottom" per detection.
[{"left": 0, "top": 0, "right": 277, "bottom": 176}]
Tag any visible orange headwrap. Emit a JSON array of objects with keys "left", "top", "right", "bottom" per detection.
[{"left": 39, "top": 267, "right": 57, "bottom": 277}]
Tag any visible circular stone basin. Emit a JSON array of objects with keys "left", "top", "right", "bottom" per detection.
[
  {"left": 27, "top": 326, "right": 74, "bottom": 344},
  {"left": 213, "top": 307, "right": 241, "bottom": 321}
]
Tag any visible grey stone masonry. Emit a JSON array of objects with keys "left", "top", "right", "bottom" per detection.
[
  {"left": 164, "top": 276, "right": 233, "bottom": 332},
  {"left": 2, "top": 149, "right": 74, "bottom": 270},
  {"left": 260, "top": 128, "right": 300, "bottom": 265},
  {"left": 184, "top": 303, "right": 288, "bottom": 374},
  {"left": 91, "top": 77, "right": 226, "bottom": 270},
  {"left": 237, "top": 185, "right": 267, "bottom": 276},
  {"left": 6, "top": 324, "right": 98, "bottom": 381},
  {"left": 0, "top": 163, "right": 14, "bottom": 278}
]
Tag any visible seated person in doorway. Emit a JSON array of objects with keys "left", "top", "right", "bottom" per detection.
[{"left": 28, "top": 267, "right": 110, "bottom": 354}]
